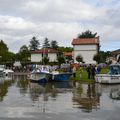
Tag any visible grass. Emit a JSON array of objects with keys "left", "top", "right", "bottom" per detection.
[{"left": 70, "top": 67, "right": 109, "bottom": 83}]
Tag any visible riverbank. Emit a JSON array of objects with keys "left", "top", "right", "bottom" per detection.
[{"left": 70, "top": 67, "right": 109, "bottom": 83}]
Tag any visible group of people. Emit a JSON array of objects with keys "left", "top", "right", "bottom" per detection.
[{"left": 72, "top": 64, "right": 101, "bottom": 80}]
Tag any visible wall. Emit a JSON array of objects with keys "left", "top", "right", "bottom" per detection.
[
  {"left": 73, "top": 44, "right": 98, "bottom": 64},
  {"left": 31, "top": 54, "right": 42, "bottom": 62}
]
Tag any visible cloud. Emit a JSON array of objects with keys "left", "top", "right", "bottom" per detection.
[{"left": 0, "top": 0, "right": 119, "bottom": 52}]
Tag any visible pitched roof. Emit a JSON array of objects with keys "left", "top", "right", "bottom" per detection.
[
  {"left": 72, "top": 37, "right": 99, "bottom": 45},
  {"left": 31, "top": 48, "right": 58, "bottom": 54}
]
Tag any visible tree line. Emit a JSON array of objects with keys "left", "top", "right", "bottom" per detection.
[
  {"left": 0, "top": 37, "right": 73, "bottom": 66},
  {"left": 0, "top": 30, "right": 112, "bottom": 67}
]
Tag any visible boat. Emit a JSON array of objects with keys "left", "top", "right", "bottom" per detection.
[
  {"left": 52, "top": 71, "right": 72, "bottom": 82},
  {"left": 95, "top": 63, "right": 120, "bottom": 84},
  {"left": 29, "top": 66, "right": 52, "bottom": 83},
  {"left": 0, "top": 67, "right": 5, "bottom": 77}
]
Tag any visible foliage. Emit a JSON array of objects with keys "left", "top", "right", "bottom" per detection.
[
  {"left": 0, "top": 40, "right": 15, "bottom": 66},
  {"left": 43, "top": 37, "right": 50, "bottom": 48},
  {"left": 76, "top": 54, "right": 83, "bottom": 63},
  {"left": 0, "top": 40, "right": 8, "bottom": 52},
  {"left": 93, "top": 53, "right": 101, "bottom": 64},
  {"left": 42, "top": 56, "right": 49, "bottom": 65},
  {"left": 57, "top": 56, "right": 65, "bottom": 65},
  {"left": 16, "top": 45, "right": 30, "bottom": 62},
  {"left": 50, "top": 40, "right": 58, "bottom": 49},
  {"left": 78, "top": 30, "right": 97, "bottom": 38},
  {"left": 29, "top": 36, "right": 40, "bottom": 50},
  {"left": 58, "top": 46, "right": 73, "bottom": 52}
]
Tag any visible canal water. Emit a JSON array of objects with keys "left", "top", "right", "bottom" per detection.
[{"left": 0, "top": 76, "right": 120, "bottom": 120}]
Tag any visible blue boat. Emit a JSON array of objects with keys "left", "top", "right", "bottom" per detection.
[{"left": 52, "top": 72, "right": 72, "bottom": 82}]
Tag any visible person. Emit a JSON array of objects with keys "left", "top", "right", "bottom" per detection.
[
  {"left": 91, "top": 65, "right": 96, "bottom": 80},
  {"left": 96, "top": 66, "right": 101, "bottom": 74},
  {"left": 72, "top": 66, "right": 76, "bottom": 78},
  {"left": 86, "top": 64, "right": 92, "bottom": 79},
  {"left": 78, "top": 66, "right": 83, "bottom": 79}
]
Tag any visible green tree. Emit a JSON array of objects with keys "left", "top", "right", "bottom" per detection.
[
  {"left": 58, "top": 47, "right": 73, "bottom": 52},
  {"left": 78, "top": 30, "right": 97, "bottom": 38},
  {"left": 29, "top": 36, "right": 40, "bottom": 50},
  {"left": 43, "top": 37, "right": 50, "bottom": 48},
  {"left": 93, "top": 53, "right": 101, "bottom": 64},
  {"left": 76, "top": 54, "right": 83, "bottom": 63},
  {"left": 57, "top": 56, "right": 65, "bottom": 66},
  {"left": 19, "top": 45, "right": 30, "bottom": 62},
  {"left": 42, "top": 56, "right": 49, "bottom": 65},
  {"left": 0, "top": 40, "right": 8, "bottom": 52},
  {"left": 50, "top": 40, "right": 58, "bottom": 49}
]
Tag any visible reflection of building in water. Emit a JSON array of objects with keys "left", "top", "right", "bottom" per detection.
[{"left": 72, "top": 83, "right": 100, "bottom": 112}]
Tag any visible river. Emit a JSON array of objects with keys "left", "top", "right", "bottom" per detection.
[{"left": 0, "top": 75, "right": 120, "bottom": 120}]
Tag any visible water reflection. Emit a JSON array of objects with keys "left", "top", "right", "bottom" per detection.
[
  {"left": 29, "top": 81, "right": 73, "bottom": 102},
  {"left": 0, "top": 76, "right": 120, "bottom": 117},
  {"left": 0, "top": 77, "right": 15, "bottom": 102},
  {"left": 108, "top": 85, "right": 120, "bottom": 100},
  {"left": 72, "top": 82, "right": 100, "bottom": 112}
]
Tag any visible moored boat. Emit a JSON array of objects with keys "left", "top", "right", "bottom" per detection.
[
  {"left": 95, "top": 63, "right": 120, "bottom": 84},
  {"left": 52, "top": 71, "right": 72, "bottom": 82},
  {"left": 29, "top": 66, "right": 52, "bottom": 83}
]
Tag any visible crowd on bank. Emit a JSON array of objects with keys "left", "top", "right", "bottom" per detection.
[{"left": 72, "top": 64, "right": 102, "bottom": 80}]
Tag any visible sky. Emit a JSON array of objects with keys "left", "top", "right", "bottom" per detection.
[{"left": 0, "top": 0, "right": 120, "bottom": 53}]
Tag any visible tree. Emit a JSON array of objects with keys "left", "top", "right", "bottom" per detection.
[
  {"left": 19, "top": 45, "right": 30, "bottom": 62},
  {"left": 78, "top": 30, "right": 97, "bottom": 38},
  {"left": 0, "top": 40, "right": 8, "bottom": 52},
  {"left": 93, "top": 53, "right": 101, "bottom": 64},
  {"left": 0, "top": 40, "right": 12, "bottom": 64},
  {"left": 76, "top": 54, "right": 83, "bottom": 63},
  {"left": 42, "top": 56, "right": 49, "bottom": 65},
  {"left": 50, "top": 40, "right": 58, "bottom": 49},
  {"left": 43, "top": 37, "right": 50, "bottom": 48},
  {"left": 58, "top": 47, "right": 73, "bottom": 52},
  {"left": 57, "top": 56, "right": 65, "bottom": 66},
  {"left": 29, "top": 36, "right": 40, "bottom": 51}
]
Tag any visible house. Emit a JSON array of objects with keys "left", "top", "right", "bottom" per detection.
[
  {"left": 31, "top": 48, "right": 58, "bottom": 63},
  {"left": 111, "top": 49, "right": 120, "bottom": 63},
  {"left": 72, "top": 37, "right": 100, "bottom": 64}
]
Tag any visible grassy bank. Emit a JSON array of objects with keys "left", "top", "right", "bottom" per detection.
[{"left": 70, "top": 67, "right": 109, "bottom": 83}]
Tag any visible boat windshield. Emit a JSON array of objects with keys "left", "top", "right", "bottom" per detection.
[{"left": 109, "top": 64, "right": 120, "bottom": 75}]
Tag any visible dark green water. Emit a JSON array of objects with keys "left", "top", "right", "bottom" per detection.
[{"left": 0, "top": 75, "right": 120, "bottom": 120}]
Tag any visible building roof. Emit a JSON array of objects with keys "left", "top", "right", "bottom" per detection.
[
  {"left": 63, "top": 52, "right": 72, "bottom": 56},
  {"left": 72, "top": 37, "right": 99, "bottom": 45},
  {"left": 31, "top": 48, "right": 58, "bottom": 54}
]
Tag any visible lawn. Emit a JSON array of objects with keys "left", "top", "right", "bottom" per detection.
[{"left": 70, "top": 67, "right": 109, "bottom": 83}]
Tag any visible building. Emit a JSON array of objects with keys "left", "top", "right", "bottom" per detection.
[
  {"left": 31, "top": 48, "right": 58, "bottom": 63},
  {"left": 111, "top": 49, "right": 120, "bottom": 63},
  {"left": 72, "top": 37, "right": 100, "bottom": 64}
]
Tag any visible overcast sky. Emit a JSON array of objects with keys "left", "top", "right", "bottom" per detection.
[{"left": 0, "top": 0, "right": 120, "bottom": 53}]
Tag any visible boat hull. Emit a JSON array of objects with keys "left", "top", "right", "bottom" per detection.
[
  {"left": 95, "top": 74, "right": 120, "bottom": 84},
  {"left": 52, "top": 73, "right": 72, "bottom": 82},
  {"left": 29, "top": 72, "right": 52, "bottom": 83}
]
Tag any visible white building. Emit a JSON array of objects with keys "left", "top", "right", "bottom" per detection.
[
  {"left": 31, "top": 48, "right": 58, "bottom": 63},
  {"left": 72, "top": 37, "right": 100, "bottom": 64}
]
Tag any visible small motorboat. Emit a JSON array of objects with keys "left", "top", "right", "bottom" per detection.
[
  {"left": 29, "top": 66, "right": 52, "bottom": 83},
  {"left": 95, "top": 63, "right": 120, "bottom": 84}
]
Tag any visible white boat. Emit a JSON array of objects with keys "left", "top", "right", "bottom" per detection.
[
  {"left": 95, "top": 63, "right": 120, "bottom": 84},
  {"left": 29, "top": 66, "right": 52, "bottom": 83},
  {"left": 0, "top": 67, "right": 5, "bottom": 77}
]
